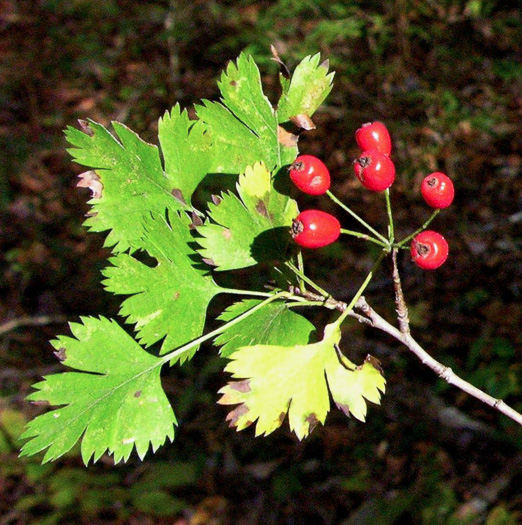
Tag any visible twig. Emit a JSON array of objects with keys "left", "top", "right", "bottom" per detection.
[
  {"left": 391, "top": 248, "right": 410, "bottom": 335},
  {"left": 0, "top": 315, "right": 67, "bottom": 336},
  {"left": 354, "top": 297, "right": 522, "bottom": 426}
]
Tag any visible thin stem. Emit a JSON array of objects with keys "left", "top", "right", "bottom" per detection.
[
  {"left": 398, "top": 210, "right": 440, "bottom": 247},
  {"left": 160, "top": 291, "right": 289, "bottom": 365},
  {"left": 297, "top": 250, "right": 306, "bottom": 293},
  {"left": 391, "top": 247, "right": 410, "bottom": 335},
  {"left": 385, "top": 188, "right": 394, "bottom": 243},
  {"left": 335, "top": 251, "right": 387, "bottom": 326},
  {"left": 221, "top": 288, "right": 274, "bottom": 298},
  {"left": 340, "top": 229, "right": 387, "bottom": 248},
  {"left": 354, "top": 297, "right": 522, "bottom": 426},
  {"left": 327, "top": 190, "right": 388, "bottom": 244},
  {"left": 285, "top": 261, "right": 329, "bottom": 298}
]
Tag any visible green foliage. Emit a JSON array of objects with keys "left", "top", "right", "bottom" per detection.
[
  {"left": 215, "top": 298, "right": 316, "bottom": 358},
  {"left": 21, "top": 52, "right": 384, "bottom": 465},
  {"left": 197, "top": 162, "right": 298, "bottom": 270},
  {"left": 20, "top": 317, "right": 176, "bottom": 464},
  {"left": 103, "top": 211, "right": 223, "bottom": 356}
]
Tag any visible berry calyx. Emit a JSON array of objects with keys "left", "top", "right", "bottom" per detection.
[
  {"left": 289, "top": 155, "right": 331, "bottom": 195},
  {"left": 291, "top": 210, "right": 341, "bottom": 249},
  {"left": 410, "top": 230, "right": 449, "bottom": 270},
  {"left": 355, "top": 122, "right": 392, "bottom": 156},
  {"left": 353, "top": 150, "right": 396, "bottom": 191},
  {"left": 421, "top": 172, "right": 455, "bottom": 209}
]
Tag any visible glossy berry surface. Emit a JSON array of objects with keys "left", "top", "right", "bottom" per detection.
[
  {"left": 354, "top": 150, "right": 395, "bottom": 191},
  {"left": 410, "top": 230, "right": 449, "bottom": 270},
  {"left": 292, "top": 210, "right": 341, "bottom": 249},
  {"left": 421, "top": 172, "right": 455, "bottom": 209},
  {"left": 289, "top": 155, "right": 331, "bottom": 195},
  {"left": 355, "top": 122, "right": 392, "bottom": 156}
]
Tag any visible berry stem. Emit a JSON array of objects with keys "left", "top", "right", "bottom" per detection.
[
  {"left": 385, "top": 188, "right": 395, "bottom": 243},
  {"left": 334, "top": 250, "right": 387, "bottom": 327},
  {"left": 221, "top": 288, "right": 275, "bottom": 298},
  {"left": 340, "top": 229, "right": 387, "bottom": 247},
  {"left": 397, "top": 209, "right": 440, "bottom": 247},
  {"left": 326, "top": 190, "right": 388, "bottom": 243}
]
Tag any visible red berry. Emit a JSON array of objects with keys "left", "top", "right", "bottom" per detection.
[
  {"left": 289, "top": 155, "right": 331, "bottom": 195},
  {"left": 355, "top": 122, "right": 392, "bottom": 156},
  {"left": 410, "top": 231, "right": 449, "bottom": 270},
  {"left": 291, "top": 210, "right": 341, "bottom": 249},
  {"left": 421, "top": 172, "right": 455, "bottom": 209},
  {"left": 354, "top": 150, "right": 395, "bottom": 191}
]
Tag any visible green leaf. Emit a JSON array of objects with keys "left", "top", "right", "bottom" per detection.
[
  {"left": 66, "top": 121, "right": 186, "bottom": 253},
  {"left": 218, "top": 323, "right": 385, "bottom": 439},
  {"left": 214, "top": 299, "right": 316, "bottom": 358},
  {"left": 197, "top": 162, "right": 298, "bottom": 270},
  {"left": 158, "top": 104, "right": 213, "bottom": 203},
  {"left": 277, "top": 53, "right": 334, "bottom": 123},
  {"left": 103, "top": 211, "right": 223, "bottom": 358},
  {"left": 196, "top": 53, "right": 297, "bottom": 173},
  {"left": 20, "top": 317, "right": 175, "bottom": 464}
]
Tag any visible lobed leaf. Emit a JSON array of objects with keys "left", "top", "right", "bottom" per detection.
[
  {"left": 20, "top": 317, "right": 175, "bottom": 464},
  {"left": 66, "top": 121, "right": 186, "bottom": 253},
  {"left": 214, "top": 299, "right": 316, "bottom": 358},
  {"left": 197, "top": 162, "right": 298, "bottom": 271},
  {"left": 218, "top": 323, "right": 385, "bottom": 439},
  {"left": 158, "top": 104, "right": 213, "bottom": 204},
  {"left": 196, "top": 53, "right": 297, "bottom": 174},
  {"left": 103, "top": 211, "right": 223, "bottom": 359},
  {"left": 277, "top": 53, "right": 334, "bottom": 124}
]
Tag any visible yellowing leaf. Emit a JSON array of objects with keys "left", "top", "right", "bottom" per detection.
[
  {"left": 237, "top": 162, "right": 271, "bottom": 200},
  {"left": 218, "top": 322, "right": 385, "bottom": 439}
]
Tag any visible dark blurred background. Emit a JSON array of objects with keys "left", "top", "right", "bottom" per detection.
[{"left": 0, "top": 1, "right": 520, "bottom": 524}]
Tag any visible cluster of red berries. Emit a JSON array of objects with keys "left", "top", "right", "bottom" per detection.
[{"left": 288, "top": 122, "right": 455, "bottom": 270}]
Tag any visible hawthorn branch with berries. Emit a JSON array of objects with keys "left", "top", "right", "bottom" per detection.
[{"left": 20, "top": 53, "right": 519, "bottom": 467}]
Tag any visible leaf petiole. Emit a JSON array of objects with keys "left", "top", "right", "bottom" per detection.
[
  {"left": 284, "top": 261, "right": 330, "bottom": 298},
  {"left": 160, "top": 291, "right": 289, "bottom": 365}
]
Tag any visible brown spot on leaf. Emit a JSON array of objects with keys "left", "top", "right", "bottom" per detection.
[
  {"left": 173, "top": 291, "right": 180, "bottom": 300},
  {"left": 134, "top": 390, "right": 142, "bottom": 398},
  {"left": 320, "top": 58, "right": 330, "bottom": 71},
  {"left": 290, "top": 114, "right": 316, "bottom": 131},
  {"left": 226, "top": 404, "right": 250, "bottom": 427},
  {"left": 255, "top": 200, "right": 269, "bottom": 218},
  {"left": 277, "top": 126, "right": 298, "bottom": 148},
  {"left": 229, "top": 379, "right": 251, "bottom": 393},
  {"left": 305, "top": 413, "right": 319, "bottom": 433},
  {"left": 211, "top": 194, "right": 222, "bottom": 206},
  {"left": 222, "top": 228, "right": 232, "bottom": 240},
  {"left": 336, "top": 403, "right": 351, "bottom": 417},
  {"left": 171, "top": 188, "right": 187, "bottom": 205},
  {"left": 278, "top": 412, "right": 286, "bottom": 424},
  {"left": 31, "top": 400, "right": 50, "bottom": 407},
  {"left": 365, "top": 354, "right": 384, "bottom": 374},
  {"left": 230, "top": 80, "right": 237, "bottom": 87},
  {"left": 190, "top": 212, "right": 203, "bottom": 229},
  {"left": 54, "top": 347, "right": 66, "bottom": 362},
  {"left": 77, "top": 171, "right": 103, "bottom": 199},
  {"left": 78, "top": 119, "right": 94, "bottom": 136},
  {"left": 202, "top": 258, "right": 216, "bottom": 267}
]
